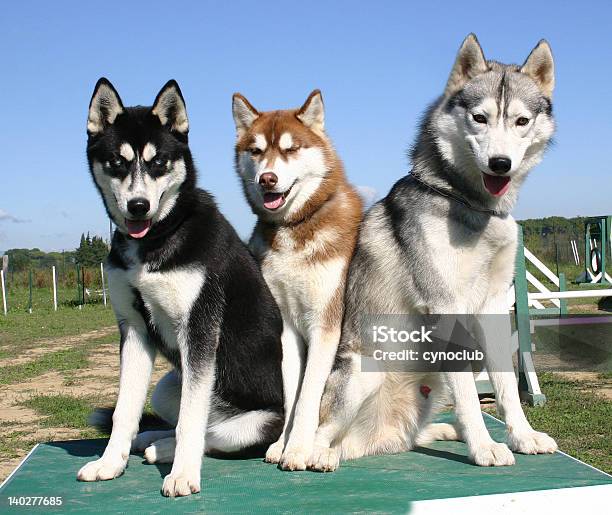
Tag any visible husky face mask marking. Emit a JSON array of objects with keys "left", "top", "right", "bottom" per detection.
[
  {"left": 232, "top": 90, "right": 330, "bottom": 223},
  {"left": 86, "top": 78, "right": 193, "bottom": 238},
  {"left": 434, "top": 35, "right": 555, "bottom": 199}
]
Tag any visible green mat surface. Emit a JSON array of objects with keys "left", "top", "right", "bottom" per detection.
[{"left": 1, "top": 413, "right": 610, "bottom": 513}]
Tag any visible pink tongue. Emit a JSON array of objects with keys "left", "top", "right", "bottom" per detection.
[
  {"left": 263, "top": 192, "right": 285, "bottom": 210},
  {"left": 125, "top": 219, "right": 151, "bottom": 238},
  {"left": 482, "top": 173, "right": 511, "bottom": 197}
]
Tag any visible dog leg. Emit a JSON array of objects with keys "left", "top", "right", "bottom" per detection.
[
  {"left": 78, "top": 325, "right": 155, "bottom": 481},
  {"left": 446, "top": 370, "right": 515, "bottom": 466},
  {"left": 265, "top": 321, "right": 305, "bottom": 464},
  {"left": 133, "top": 430, "right": 176, "bottom": 453},
  {"left": 480, "top": 295, "right": 557, "bottom": 455},
  {"left": 308, "top": 354, "right": 376, "bottom": 472},
  {"left": 144, "top": 436, "right": 176, "bottom": 464},
  {"left": 280, "top": 327, "right": 340, "bottom": 471},
  {"left": 132, "top": 370, "right": 181, "bottom": 452},
  {"left": 161, "top": 360, "right": 215, "bottom": 497},
  {"left": 415, "top": 423, "right": 463, "bottom": 445},
  {"left": 150, "top": 369, "right": 181, "bottom": 426}
]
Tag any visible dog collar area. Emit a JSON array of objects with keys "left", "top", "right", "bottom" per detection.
[{"left": 409, "top": 173, "right": 508, "bottom": 218}]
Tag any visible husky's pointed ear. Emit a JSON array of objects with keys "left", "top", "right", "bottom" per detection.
[
  {"left": 521, "top": 40, "right": 555, "bottom": 98},
  {"left": 297, "top": 90, "right": 324, "bottom": 132},
  {"left": 444, "top": 34, "right": 488, "bottom": 97},
  {"left": 152, "top": 80, "right": 189, "bottom": 134},
  {"left": 232, "top": 93, "right": 259, "bottom": 135},
  {"left": 87, "top": 78, "right": 124, "bottom": 134}
]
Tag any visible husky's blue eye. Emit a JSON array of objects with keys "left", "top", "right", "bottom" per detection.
[
  {"left": 104, "top": 158, "right": 122, "bottom": 169},
  {"left": 472, "top": 114, "right": 487, "bottom": 124},
  {"left": 154, "top": 158, "right": 165, "bottom": 166}
]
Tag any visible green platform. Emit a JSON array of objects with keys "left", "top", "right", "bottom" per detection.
[{"left": 1, "top": 413, "right": 611, "bottom": 514}]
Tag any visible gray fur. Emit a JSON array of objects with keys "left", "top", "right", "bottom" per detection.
[{"left": 309, "top": 34, "right": 558, "bottom": 471}]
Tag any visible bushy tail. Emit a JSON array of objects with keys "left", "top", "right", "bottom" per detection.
[
  {"left": 206, "top": 409, "right": 283, "bottom": 457},
  {"left": 415, "top": 422, "right": 463, "bottom": 446}
]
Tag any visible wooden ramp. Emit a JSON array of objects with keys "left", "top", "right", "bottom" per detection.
[{"left": 1, "top": 413, "right": 610, "bottom": 514}]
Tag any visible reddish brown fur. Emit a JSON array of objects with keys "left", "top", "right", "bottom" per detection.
[{"left": 234, "top": 95, "right": 363, "bottom": 329}]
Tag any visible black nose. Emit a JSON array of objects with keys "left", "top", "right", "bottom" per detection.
[
  {"left": 127, "top": 198, "right": 150, "bottom": 217},
  {"left": 488, "top": 157, "right": 512, "bottom": 174}
]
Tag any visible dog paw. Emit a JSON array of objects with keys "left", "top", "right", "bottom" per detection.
[
  {"left": 77, "top": 456, "right": 126, "bottom": 481},
  {"left": 308, "top": 446, "right": 339, "bottom": 472},
  {"left": 132, "top": 431, "right": 170, "bottom": 452},
  {"left": 264, "top": 440, "right": 284, "bottom": 464},
  {"left": 470, "top": 441, "right": 515, "bottom": 467},
  {"left": 144, "top": 437, "right": 176, "bottom": 464},
  {"left": 161, "top": 469, "right": 201, "bottom": 497},
  {"left": 279, "top": 447, "right": 309, "bottom": 471},
  {"left": 508, "top": 430, "right": 557, "bottom": 455}
]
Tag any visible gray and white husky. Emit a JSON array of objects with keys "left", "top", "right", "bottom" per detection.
[{"left": 308, "top": 34, "right": 558, "bottom": 472}]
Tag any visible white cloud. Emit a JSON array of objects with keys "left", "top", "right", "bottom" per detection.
[
  {"left": 356, "top": 185, "right": 378, "bottom": 207},
  {"left": 0, "top": 208, "right": 30, "bottom": 224}
]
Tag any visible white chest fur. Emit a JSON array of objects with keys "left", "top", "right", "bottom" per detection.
[
  {"left": 422, "top": 212, "right": 517, "bottom": 312},
  {"left": 107, "top": 246, "right": 205, "bottom": 349},
  {"left": 255, "top": 229, "right": 346, "bottom": 337}
]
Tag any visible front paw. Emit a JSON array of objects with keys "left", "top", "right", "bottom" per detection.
[
  {"left": 470, "top": 440, "right": 515, "bottom": 467},
  {"left": 77, "top": 456, "right": 127, "bottom": 481},
  {"left": 265, "top": 440, "right": 284, "bottom": 464},
  {"left": 279, "top": 446, "right": 310, "bottom": 471},
  {"left": 132, "top": 430, "right": 172, "bottom": 452},
  {"left": 162, "top": 469, "right": 201, "bottom": 497},
  {"left": 508, "top": 429, "right": 557, "bottom": 455},
  {"left": 307, "top": 446, "right": 339, "bottom": 472},
  {"left": 144, "top": 437, "right": 176, "bottom": 464}
]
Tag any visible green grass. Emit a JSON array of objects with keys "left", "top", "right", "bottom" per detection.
[
  {"left": 3, "top": 285, "right": 101, "bottom": 312},
  {"left": 485, "top": 372, "right": 612, "bottom": 473},
  {"left": 0, "top": 334, "right": 116, "bottom": 384},
  {"left": 21, "top": 394, "right": 100, "bottom": 430},
  {"left": 0, "top": 431, "right": 35, "bottom": 459},
  {"left": 0, "top": 348, "right": 90, "bottom": 384},
  {"left": 0, "top": 301, "right": 116, "bottom": 349}
]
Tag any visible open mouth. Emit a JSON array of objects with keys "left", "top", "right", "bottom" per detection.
[
  {"left": 482, "top": 173, "right": 511, "bottom": 197},
  {"left": 262, "top": 184, "right": 294, "bottom": 211},
  {"left": 125, "top": 218, "right": 152, "bottom": 238}
]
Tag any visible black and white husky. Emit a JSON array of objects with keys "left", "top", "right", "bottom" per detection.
[
  {"left": 309, "top": 34, "right": 558, "bottom": 472},
  {"left": 77, "top": 78, "right": 283, "bottom": 497}
]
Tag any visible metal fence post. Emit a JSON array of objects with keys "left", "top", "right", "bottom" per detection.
[
  {"left": 28, "top": 269, "right": 33, "bottom": 313},
  {"left": 0, "top": 269, "right": 7, "bottom": 315},
  {"left": 514, "top": 225, "right": 546, "bottom": 406},
  {"left": 100, "top": 262, "right": 107, "bottom": 306},
  {"left": 52, "top": 265, "right": 58, "bottom": 311}
]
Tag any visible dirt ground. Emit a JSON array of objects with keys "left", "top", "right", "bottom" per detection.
[
  {"left": 1, "top": 310, "right": 610, "bottom": 482},
  {"left": 0, "top": 327, "right": 171, "bottom": 481}
]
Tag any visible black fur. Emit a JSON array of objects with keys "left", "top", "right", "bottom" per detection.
[{"left": 87, "top": 78, "right": 284, "bottom": 420}]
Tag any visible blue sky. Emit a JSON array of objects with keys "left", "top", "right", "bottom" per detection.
[{"left": 1, "top": 1, "right": 610, "bottom": 252}]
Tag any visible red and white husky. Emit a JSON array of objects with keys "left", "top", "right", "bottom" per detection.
[{"left": 232, "top": 90, "right": 363, "bottom": 470}]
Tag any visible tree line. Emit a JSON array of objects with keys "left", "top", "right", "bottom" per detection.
[{"left": 3, "top": 233, "right": 109, "bottom": 273}]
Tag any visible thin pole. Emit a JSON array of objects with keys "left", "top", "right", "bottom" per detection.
[
  {"left": 529, "top": 289, "right": 612, "bottom": 300},
  {"left": 100, "top": 262, "right": 107, "bottom": 306},
  {"left": 81, "top": 266, "right": 86, "bottom": 306},
  {"left": 76, "top": 264, "right": 80, "bottom": 304},
  {"left": 52, "top": 265, "right": 58, "bottom": 311},
  {"left": 0, "top": 269, "right": 7, "bottom": 315},
  {"left": 28, "top": 269, "right": 33, "bottom": 313}
]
